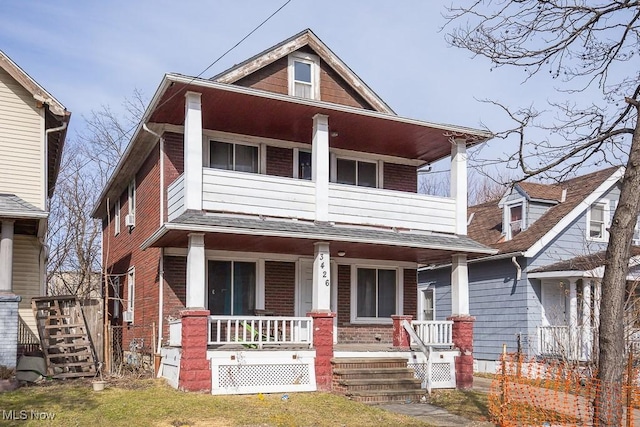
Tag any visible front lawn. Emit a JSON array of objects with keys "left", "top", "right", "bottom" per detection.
[{"left": 1, "top": 379, "right": 432, "bottom": 427}]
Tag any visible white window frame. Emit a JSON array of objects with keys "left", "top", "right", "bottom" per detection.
[
  {"left": 288, "top": 52, "right": 320, "bottom": 100},
  {"left": 127, "top": 179, "right": 136, "bottom": 228},
  {"left": 418, "top": 285, "right": 436, "bottom": 321},
  {"left": 503, "top": 198, "right": 526, "bottom": 240},
  {"left": 293, "top": 148, "right": 312, "bottom": 180},
  {"left": 207, "top": 139, "right": 261, "bottom": 174},
  {"left": 206, "top": 255, "right": 264, "bottom": 315},
  {"left": 587, "top": 200, "right": 610, "bottom": 241},
  {"left": 332, "top": 155, "right": 380, "bottom": 188},
  {"left": 350, "top": 265, "right": 402, "bottom": 324},
  {"left": 114, "top": 198, "right": 121, "bottom": 236},
  {"left": 110, "top": 276, "right": 121, "bottom": 320},
  {"left": 126, "top": 268, "right": 135, "bottom": 323}
]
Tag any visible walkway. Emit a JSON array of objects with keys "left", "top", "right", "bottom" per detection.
[{"left": 380, "top": 376, "right": 495, "bottom": 427}]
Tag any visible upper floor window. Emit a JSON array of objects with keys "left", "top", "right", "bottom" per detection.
[
  {"left": 336, "top": 158, "right": 377, "bottom": 188},
  {"left": 114, "top": 198, "right": 121, "bottom": 236},
  {"left": 297, "top": 150, "right": 312, "bottom": 180},
  {"left": 509, "top": 204, "right": 523, "bottom": 237},
  {"left": 126, "top": 179, "right": 136, "bottom": 229},
  {"left": 210, "top": 140, "right": 259, "bottom": 174},
  {"left": 588, "top": 201, "right": 608, "bottom": 241},
  {"left": 288, "top": 52, "right": 320, "bottom": 100}
]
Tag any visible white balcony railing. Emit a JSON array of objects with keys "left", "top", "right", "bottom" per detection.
[
  {"left": 538, "top": 325, "right": 593, "bottom": 361},
  {"left": 411, "top": 320, "right": 454, "bottom": 347},
  {"left": 208, "top": 315, "right": 313, "bottom": 349},
  {"left": 168, "top": 169, "right": 458, "bottom": 233}
]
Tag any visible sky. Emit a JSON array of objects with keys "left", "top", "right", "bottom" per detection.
[{"left": 0, "top": 0, "right": 606, "bottom": 181}]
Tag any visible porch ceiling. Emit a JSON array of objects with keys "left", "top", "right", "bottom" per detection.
[
  {"left": 148, "top": 75, "right": 491, "bottom": 163},
  {"left": 144, "top": 212, "right": 495, "bottom": 265}
]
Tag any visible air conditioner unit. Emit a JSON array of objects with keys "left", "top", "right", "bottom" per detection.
[
  {"left": 125, "top": 213, "right": 135, "bottom": 227},
  {"left": 123, "top": 311, "right": 134, "bottom": 323}
]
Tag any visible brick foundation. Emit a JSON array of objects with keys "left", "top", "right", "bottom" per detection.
[
  {"left": 449, "top": 315, "right": 475, "bottom": 390},
  {"left": 309, "top": 311, "right": 335, "bottom": 391},
  {"left": 391, "top": 315, "right": 413, "bottom": 349},
  {"left": 179, "top": 309, "right": 211, "bottom": 392}
]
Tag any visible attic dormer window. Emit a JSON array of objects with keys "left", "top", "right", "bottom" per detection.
[
  {"left": 509, "top": 204, "right": 523, "bottom": 238},
  {"left": 288, "top": 52, "right": 320, "bottom": 100},
  {"left": 587, "top": 201, "right": 609, "bottom": 241}
]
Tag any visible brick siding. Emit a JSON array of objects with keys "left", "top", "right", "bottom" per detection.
[
  {"left": 266, "top": 146, "right": 293, "bottom": 178},
  {"left": 265, "top": 261, "right": 295, "bottom": 315},
  {"left": 383, "top": 163, "right": 417, "bottom": 193}
]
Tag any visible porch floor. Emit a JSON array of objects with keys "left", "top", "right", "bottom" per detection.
[{"left": 205, "top": 343, "right": 454, "bottom": 353}]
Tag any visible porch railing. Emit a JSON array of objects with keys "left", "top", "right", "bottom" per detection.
[
  {"left": 208, "top": 316, "right": 313, "bottom": 349},
  {"left": 537, "top": 325, "right": 593, "bottom": 361},
  {"left": 411, "top": 320, "right": 454, "bottom": 347}
]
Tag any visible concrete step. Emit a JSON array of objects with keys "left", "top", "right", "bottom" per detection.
[
  {"left": 345, "top": 389, "right": 426, "bottom": 405},
  {"left": 338, "top": 377, "right": 422, "bottom": 391}
]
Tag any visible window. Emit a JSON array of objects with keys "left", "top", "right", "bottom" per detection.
[
  {"left": 298, "top": 150, "right": 312, "bottom": 180},
  {"left": 127, "top": 179, "right": 136, "bottom": 228},
  {"left": 126, "top": 268, "right": 135, "bottom": 322},
  {"left": 509, "top": 204, "right": 523, "bottom": 237},
  {"left": 208, "top": 261, "right": 256, "bottom": 315},
  {"left": 421, "top": 288, "right": 435, "bottom": 321},
  {"left": 114, "top": 198, "right": 121, "bottom": 236},
  {"left": 288, "top": 53, "right": 319, "bottom": 100},
  {"left": 110, "top": 276, "right": 121, "bottom": 320},
  {"left": 336, "top": 158, "right": 377, "bottom": 188},
  {"left": 588, "top": 202, "right": 608, "bottom": 240},
  {"left": 356, "top": 268, "right": 396, "bottom": 319},
  {"left": 210, "top": 141, "right": 259, "bottom": 173}
]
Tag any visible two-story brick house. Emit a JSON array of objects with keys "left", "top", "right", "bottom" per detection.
[
  {"left": 92, "top": 29, "right": 494, "bottom": 394},
  {"left": 0, "top": 50, "right": 70, "bottom": 368}
]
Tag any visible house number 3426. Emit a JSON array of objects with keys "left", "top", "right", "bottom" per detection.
[{"left": 319, "top": 253, "right": 329, "bottom": 286}]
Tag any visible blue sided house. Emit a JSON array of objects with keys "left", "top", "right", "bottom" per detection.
[{"left": 418, "top": 166, "right": 640, "bottom": 372}]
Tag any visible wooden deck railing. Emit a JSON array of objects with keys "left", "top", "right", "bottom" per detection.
[
  {"left": 411, "top": 320, "right": 454, "bottom": 346},
  {"left": 208, "top": 316, "right": 313, "bottom": 349}
]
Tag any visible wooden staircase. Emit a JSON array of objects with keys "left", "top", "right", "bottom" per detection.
[
  {"left": 31, "top": 296, "right": 97, "bottom": 378},
  {"left": 332, "top": 357, "right": 424, "bottom": 404}
]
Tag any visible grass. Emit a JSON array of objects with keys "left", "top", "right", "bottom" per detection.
[
  {"left": 0, "top": 378, "right": 433, "bottom": 427},
  {"left": 427, "top": 389, "right": 491, "bottom": 422}
]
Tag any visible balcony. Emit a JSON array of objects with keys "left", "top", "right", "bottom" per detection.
[{"left": 167, "top": 168, "right": 457, "bottom": 234}]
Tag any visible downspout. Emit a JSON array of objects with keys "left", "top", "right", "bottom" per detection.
[
  {"left": 511, "top": 256, "right": 522, "bottom": 281},
  {"left": 141, "top": 124, "right": 165, "bottom": 354}
]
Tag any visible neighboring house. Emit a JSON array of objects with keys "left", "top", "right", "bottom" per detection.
[
  {"left": 419, "top": 166, "right": 631, "bottom": 372},
  {"left": 0, "top": 50, "right": 70, "bottom": 367},
  {"left": 92, "top": 29, "right": 494, "bottom": 394}
]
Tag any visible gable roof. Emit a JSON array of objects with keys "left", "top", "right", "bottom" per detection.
[
  {"left": 528, "top": 247, "right": 640, "bottom": 280},
  {"left": 0, "top": 50, "right": 71, "bottom": 197},
  {"left": 517, "top": 181, "right": 564, "bottom": 203},
  {"left": 468, "top": 166, "right": 624, "bottom": 257},
  {"left": 211, "top": 28, "right": 394, "bottom": 114}
]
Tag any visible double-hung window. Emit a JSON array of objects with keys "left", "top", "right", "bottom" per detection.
[
  {"left": 298, "top": 150, "right": 312, "bottom": 180},
  {"left": 208, "top": 261, "right": 256, "bottom": 315},
  {"left": 336, "top": 158, "right": 377, "bottom": 188},
  {"left": 288, "top": 52, "right": 319, "bottom": 100},
  {"left": 114, "top": 198, "right": 121, "bottom": 236},
  {"left": 210, "top": 141, "right": 259, "bottom": 173},
  {"left": 126, "top": 268, "right": 135, "bottom": 323},
  {"left": 588, "top": 202, "right": 608, "bottom": 240},
  {"left": 509, "top": 204, "right": 523, "bottom": 238},
  {"left": 356, "top": 268, "right": 397, "bottom": 320}
]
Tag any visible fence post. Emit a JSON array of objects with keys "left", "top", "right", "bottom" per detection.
[
  {"left": 500, "top": 343, "right": 507, "bottom": 427},
  {"left": 626, "top": 344, "right": 633, "bottom": 427}
]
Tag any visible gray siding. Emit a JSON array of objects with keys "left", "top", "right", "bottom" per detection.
[
  {"left": 530, "top": 185, "right": 620, "bottom": 268},
  {"left": 527, "top": 201, "right": 552, "bottom": 227},
  {"left": 420, "top": 257, "right": 537, "bottom": 361}
]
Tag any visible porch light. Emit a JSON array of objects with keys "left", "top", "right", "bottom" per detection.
[{"left": 337, "top": 251, "right": 346, "bottom": 257}]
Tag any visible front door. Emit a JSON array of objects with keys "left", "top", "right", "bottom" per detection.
[
  {"left": 297, "top": 259, "right": 314, "bottom": 316},
  {"left": 541, "top": 280, "right": 567, "bottom": 326}
]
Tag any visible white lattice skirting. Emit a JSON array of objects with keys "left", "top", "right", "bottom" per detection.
[
  {"left": 209, "top": 350, "right": 316, "bottom": 395},
  {"left": 408, "top": 349, "right": 457, "bottom": 390}
]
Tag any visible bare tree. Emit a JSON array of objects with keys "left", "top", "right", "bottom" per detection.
[
  {"left": 445, "top": 2, "right": 640, "bottom": 424},
  {"left": 47, "top": 90, "right": 146, "bottom": 298}
]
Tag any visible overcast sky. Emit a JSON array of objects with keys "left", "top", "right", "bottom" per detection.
[{"left": 0, "top": 1, "right": 595, "bottom": 179}]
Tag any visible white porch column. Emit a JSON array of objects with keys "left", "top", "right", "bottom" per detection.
[
  {"left": 581, "top": 280, "right": 593, "bottom": 359},
  {"left": 312, "top": 242, "right": 331, "bottom": 312},
  {"left": 450, "top": 139, "right": 467, "bottom": 235},
  {"left": 0, "top": 220, "right": 15, "bottom": 292},
  {"left": 184, "top": 91, "right": 203, "bottom": 211},
  {"left": 451, "top": 254, "right": 469, "bottom": 316},
  {"left": 186, "top": 232, "right": 206, "bottom": 308},
  {"left": 312, "top": 114, "right": 329, "bottom": 222},
  {"left": 568, "top": 279, "right": 578, "bottom": 326}
]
